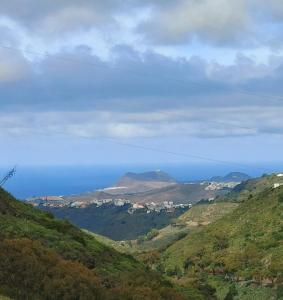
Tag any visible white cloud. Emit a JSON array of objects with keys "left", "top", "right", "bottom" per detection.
[
  {"left": 139, "top": 0, "right": 252, "bottom": 46},
  {"left": 0, "top": 48, "right": 30, "bottom": 82},
  {"left": 0, "top": 0, "right": 282, "bottom": 50},
  {"left": 1, "top": 106, "right": 282, "bottom": 140}
]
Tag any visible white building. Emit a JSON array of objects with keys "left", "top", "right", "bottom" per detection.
[{"left": 274, "top": 183, "right": 283, "bottom": 189}]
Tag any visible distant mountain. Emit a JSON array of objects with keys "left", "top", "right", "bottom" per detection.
[
  {"left": 113, "top": 170, "right": 177, "bottom": 193},
  {"left": 63, "top": 181, "right": 228, "bottom": 208},
  {"left": 118, "top": 170, "right": 176, "bottom": 183},
  {"left": 118, "top": 183, "right": 226, "bottom": 205},
  {"left": 210, "top": 171, "right": 250, "bottom": 182}
]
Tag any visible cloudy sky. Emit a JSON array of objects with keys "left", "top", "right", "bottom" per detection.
[{"left": 1, "top": 0, "right": 283, "bottom": 169}]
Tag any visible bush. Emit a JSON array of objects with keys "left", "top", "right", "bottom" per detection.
[
  {"left": 213, "top": 233, "right": 229, "bottom": 251},
  {"left": 278, "top": 193, "right": 283, "bottom": 203},
  {"left": 0, "top": 238, "right": 103, "bottom": 300}
]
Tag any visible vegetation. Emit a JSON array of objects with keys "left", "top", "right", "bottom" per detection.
[
  {"left": 216, "top": 173, "right": 283, "bottom": 203},
  {"left": 0, "top": 187, "right": 200, "bottom": 299},
  {"left": 44, "top": 204, "right": 187, "bottom": 240},
  {"left": 132, "top": 202, "right": 238, "bottom": 252},
  {"left": 2, "top": 172, "right": 282, "bottom": 299},
  {"left": 155, "top": 178, "right": 283, "bottom": 299}
]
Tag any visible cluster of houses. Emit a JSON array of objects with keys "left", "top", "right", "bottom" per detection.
[
  {"left": 70, "top": 198, "right": 131, "bottom": 208},
  {"left": 26, "top": 196, "right": 131, "bottom": 208},
  {"left": 128, "top": 201, "right": 192, "bottom": 214},
  {"left": 204, "top": 181, "right": 239, "bottom": 191},
  {"left": 26, "top": 195, "right": 192, "bottom": 214},
  {"left": 26, "top": 196, "right": 67, "bottom": 207},
  {"left": 273, "top": 173, "right": 283, "bottom": 189}
]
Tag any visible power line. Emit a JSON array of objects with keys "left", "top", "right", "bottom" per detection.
[
  {"left": 100, "top": 137, "right": 266, "bottom": 171},
  {"left": 0, "top": 44, "right": 278, "bottom": 171},
  {"left": 44, "top": 128, "right": 265, "bottom": 172}
]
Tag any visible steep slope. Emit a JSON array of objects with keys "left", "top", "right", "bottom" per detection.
[
  {"left": 0, "top": 187, "right": 188, "bottom": 300},
  {"left": 158, "top": 181, "right": 283, "bottom": 299}
]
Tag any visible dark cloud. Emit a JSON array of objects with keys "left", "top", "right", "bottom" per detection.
[
  {"left": 0, "top": 44, "right": 282, "bottom": 139},
  {"left": 0, "top": 45, "right": 282, "bottom": 113}
]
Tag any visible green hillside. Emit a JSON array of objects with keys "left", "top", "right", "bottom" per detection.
[
  {"left": 134, "top": 203, "right": 238, "bottom": 252},
  {"left": 217, "top": 173, "right": 283, "bottom": 203},
  {"left": 157, "top": 181, "right": 283, "bottom": 299},
  {"left": 0, "top": 187, "right": 191, "bottom": 300},
  {"left": 83, "top": 230, "right": 133, "bottom": 253},
  {"left": 177, "top": 202, "right": 239, "bottom": 226}
]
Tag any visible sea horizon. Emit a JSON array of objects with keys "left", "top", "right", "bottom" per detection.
[{"left": 1, "top": 162, "right": 282, "bottom": 199}]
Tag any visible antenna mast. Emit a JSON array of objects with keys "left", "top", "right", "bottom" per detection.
[{"left": 0, "top": 166, "right": 17, "bottom": 187}]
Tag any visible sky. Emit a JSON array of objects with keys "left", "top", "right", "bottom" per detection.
[{"left": 1, "top": 0, "right": 283, "bottom": 169}]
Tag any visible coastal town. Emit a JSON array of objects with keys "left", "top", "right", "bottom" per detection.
[
  {"left": 25, "top": 178, "right": 242, "bottom": 213},
  {"left": 25, "top": 195, "right": 192, "bottom": 214}
]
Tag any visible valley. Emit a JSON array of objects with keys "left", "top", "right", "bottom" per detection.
[
  {"left": 42, "top": 203, "right": 188, "bottom": 240},
  {"left": 0, "top": 170, "right": 282, "bottom": 299},
  {"left": 25, "top": 170, "right": 244, "bottom": 240}
]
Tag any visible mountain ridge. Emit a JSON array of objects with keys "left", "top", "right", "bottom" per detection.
[
  {"left": 117, "top": 170, "right": 177, "bottom": 184},
  {"left": 210, "top": 172, "right": 250, "bottom": 183}
]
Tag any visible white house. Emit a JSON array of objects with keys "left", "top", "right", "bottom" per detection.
[{"left": 274, "top": 183, "right": 283, "bottom": 189}]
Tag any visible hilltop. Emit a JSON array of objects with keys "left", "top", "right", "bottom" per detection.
[
  {"left": 113, "top": 170, "right": 177, "bottom": 193},
  {"left": 0, "top": 187, "right": 191, "bottom": 299},
  {"left": 210, "top": 172, "right": 250, "bottom": 183},
  {"left": 117, "top": 170, "right": 176, "bottom": 184},
  {"left": 217, "top": 172, "right": 283, "bottom": 203}
]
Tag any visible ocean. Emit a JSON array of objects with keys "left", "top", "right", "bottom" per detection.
[{"left": 1, "top": 163, "right": 282, "bottom": 199}]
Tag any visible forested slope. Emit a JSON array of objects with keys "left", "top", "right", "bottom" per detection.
[{"left": 0, "top": 187, "right": 188, "bottom": 300}]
